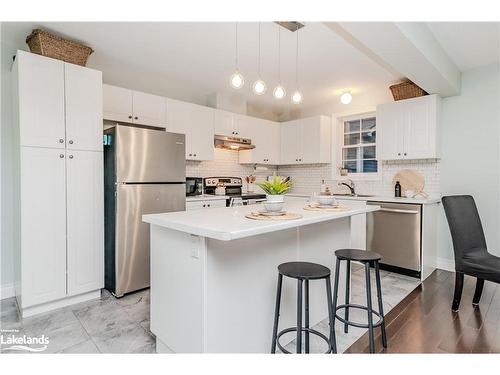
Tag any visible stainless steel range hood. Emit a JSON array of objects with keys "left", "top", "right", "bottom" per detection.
[{"left": 214, "top": 134, "right": 255, "bottom": 150}]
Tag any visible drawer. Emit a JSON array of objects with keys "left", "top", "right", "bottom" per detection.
[{"left": 186, "top": 199, "right": 226, "bottom": 211}]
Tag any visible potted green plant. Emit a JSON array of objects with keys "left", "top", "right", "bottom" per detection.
[{"left": 256, "top": 174, "right": 292, "bottom": 203}]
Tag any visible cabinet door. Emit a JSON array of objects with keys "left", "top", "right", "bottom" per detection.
[
  {"left": 166, "top": 99, "right": 192, "bottom": 158},
  {"left": 65, "top": 63, "right": 103, "bottom": 152},
  {"left": 405, "top": 97, "right": 435, "bottom": 159},
  {"left": 233, "top": 114, "right": 253, "bottom": 138},
  {"left": 214, "top": 110, "right": 235, "bottom": 136},
  {"left": 66, "top": 150, "right": 104, "bottom": 296},
  {"left": 132, "top": 91, "right": 167, "bottom": 128},
  {"left": 103, "top": 84, "right": 133, "bottom": 123},
  {"left": 189, "top": 105, "right": 215, "bottom": 161},
  {"left": 280, "top": 120, "right": 301, "bottom": 164},
  {"left": 17, "top": 51, "right": 65, "bottom": 148},
  {"left": 20, "top": 147, "right": 67, "bottom": 307},
  {"left": 376, "top": 103, "right": 405, "bottom": 160},
  {"left": 299, "top": 117, "right": 321, "bottom": 164}
]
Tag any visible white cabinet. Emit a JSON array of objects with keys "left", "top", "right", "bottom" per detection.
[
  {"left": 20, "top": 147, "right": 67, "bottom": 307},
  {"left": 103, "top": 84, "right": 166, "bottom": 128},
  {"left": 13, "top": 51, "right": 104, "bottom": 316},
  {"left": 239, "top": 118, "right": 281, "bottom": 165},
  {"left": 336, "top": 198, "right": 367, "bottom": 250},
  {"left": 214, "top": 110, "right": 253, "bottom": 138},
  {"left": 186, "top": 199, "right": 227, "bottom": 211},
  {"left": 280, "top": 115, "right": 331, "bottom": 165},
  {"left": 16, "top": 51, "right": 65, "bottom": 149},
  {"left": 377, "top": 95, "right": 441, "bottom": 160},
  {"left": 166, "top": 98, "right": 215, "bottom": 161},
  {"left": 65, "top": 63, "right": 103, "bottom": 151},
  {"left": 66, "top": 150, "right": 104, "bottom": 296}
]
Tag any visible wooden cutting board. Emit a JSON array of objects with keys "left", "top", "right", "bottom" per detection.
[
  {"left": 245, "top": 212, "right": 303, "bottom": 221},
  {"left": 392, "top": 169, "right": 426, "bottom": 197}
]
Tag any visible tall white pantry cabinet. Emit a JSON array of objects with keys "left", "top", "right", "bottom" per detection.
[{"left": 12, "top": 50, "right": 104, "bottom": 317}]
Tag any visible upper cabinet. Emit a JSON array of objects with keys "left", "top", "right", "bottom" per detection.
[
  {"left": 377, "top": 95, "right": 441, "bottom": 160},
  {"left": 280, "top": 116, "right": 332, "bottom": 165},
  {"left": 15, "top": 50, "right": 103, "bottom": 152},
  {"left": 239, "top": 118, "right": 281, "bottom": 165},
  {"left": 214, "top": 110, "right": 253, "bottom": 139},
  {"left": 103, "top": 84, "right": 166, "bottom": 128},
  {"left": 166, "top": 98, "right": 215, "bottom": 161}
]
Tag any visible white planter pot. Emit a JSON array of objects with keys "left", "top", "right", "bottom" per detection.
[{"left": 266, "top": 194, "right": 285, "bottom": 203}]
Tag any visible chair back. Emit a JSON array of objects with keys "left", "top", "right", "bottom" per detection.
[{"left": 442, "top": 195, "right": 487, "bottom": 261}]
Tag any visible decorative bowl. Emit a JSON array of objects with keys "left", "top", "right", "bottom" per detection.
[
  {"left": 263, "top": 201, "right": 285, "bottom": 212},
  {"left": 316, "top": 195, "right": 336, "bottom": 205}
]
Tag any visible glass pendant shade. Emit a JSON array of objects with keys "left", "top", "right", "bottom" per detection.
[
  {"left": 273, "top": 85, "right": 286, "bottom": 99},
  {"left": 340, "top": 91, "right": 352, "bottom": 104},
  {"left": 253, "top": 79, "right": 267, "bottom": 95},
  {"left": 230, "top": 70, "right": 244, "bottom": 89},
  {"left": 291, "top": 90, "right": 303, "bottom": 104}
]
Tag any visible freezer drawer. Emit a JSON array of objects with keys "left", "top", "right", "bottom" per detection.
[
  {"left": 111, "top": 183, "right": 185, "bottom": 296},
  {"left": 366, "top": 201, "right": 422, "bottom": 272}
]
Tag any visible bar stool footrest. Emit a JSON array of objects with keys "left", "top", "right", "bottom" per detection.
[
  {"left": 335, "top": 303, "right": 384, "bottom": 329},
  {"left": 276, "top": 327, "right": 333, "bottom": 354}
]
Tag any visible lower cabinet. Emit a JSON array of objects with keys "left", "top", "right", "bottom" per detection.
[
  {"left": 18, "top": 146, "right": 104, "bottom": 313},
  {"left": 336, "top": 198, "right": 367, "bottom": 250},
  {"left": 186, "top": 199, "right": 227, "bottom": 211}
]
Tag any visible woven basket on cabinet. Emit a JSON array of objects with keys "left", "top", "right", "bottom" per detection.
[
  {"left": 389, "top": 80, "right": 427, "bottom": 101},
  {"left": 26, "top": 29, "right": 93, "bottom": 66}
]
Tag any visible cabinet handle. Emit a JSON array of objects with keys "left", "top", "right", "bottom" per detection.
[
  {"left": 203, "top": 204, "right": 206, "bottom": 207},
  {"left": 299, "top": 159, "right": 302, "bottom": 161},
  {"left": 189, "top": 153, "right": 192, "bottom": 156},
  {"left": 59, "top": 154, "right": 65, "bottom": 158},
  {"left": 398, "top": 153, "right": 401, "bottom": 156},
  {"left": 134, "top": 116, "right": 138, "bottom": 120},
  {"left": 194, "top": 153, "right": 197, "bottom": 157},
  {"left": 59, "top": 138, "right": 64, "bottom": 143},
  {"left": 69, "top": 140, "right": 73, "bottom": 145},
  {"left": 404, "top": 153, "right": 407, "bottom": 156},
  {"left": 128, "top": 115, "right": 132, "bottom": 119},
  {"left": 69, "top": 155, "right": 74, "bottom": 159},
  {"left": 207, "top": 204, "right": 211, "bottom": 207}
]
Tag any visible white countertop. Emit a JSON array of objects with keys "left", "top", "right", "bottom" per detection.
[
  {"left": 287, "top": 193, "right": 441, "bottom": 205},
  {"left": 185, "top": 195, "right": 228, "bottom": 202},
  {"left": 143, "top": 201, "right": 379, "bottom": 241}
]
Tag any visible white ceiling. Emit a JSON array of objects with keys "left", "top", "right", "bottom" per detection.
[
  {"left": 1, "top": 22, "right": 399, "bottom": 117},
  {"left": 427, "top": 22, "right": 499, "bottom": 72}
]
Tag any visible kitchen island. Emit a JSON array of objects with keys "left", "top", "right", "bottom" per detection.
[{"left": 143, "top": 199, "right": 379, "bottom": 353}]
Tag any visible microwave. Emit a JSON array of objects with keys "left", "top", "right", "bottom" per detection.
[{"left": 186, "top": 177, "right": 203, "bottom": 196}]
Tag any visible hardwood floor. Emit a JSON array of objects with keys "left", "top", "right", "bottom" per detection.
[{"left": 345, "top": 270, "right": 500, "bottom": 353}]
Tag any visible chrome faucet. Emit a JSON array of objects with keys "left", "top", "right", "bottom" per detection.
[{"left": 338, "top": 179, "right": 356, "bottom": 196}]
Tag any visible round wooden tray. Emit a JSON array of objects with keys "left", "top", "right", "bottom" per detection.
[
  {"left": 303, "top": 204, "right": 351, "bottom": 212},
  {"left": 245, "top": 212, "right": 303, "bottom": 221}
]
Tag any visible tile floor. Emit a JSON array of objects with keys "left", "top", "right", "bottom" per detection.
[{"left": 0, "top": 266, "right": 420, "bottom": 354}]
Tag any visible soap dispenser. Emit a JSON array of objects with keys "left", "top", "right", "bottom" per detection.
[{"left": 394, "top": 181, "right": 402, "bottom": 197}]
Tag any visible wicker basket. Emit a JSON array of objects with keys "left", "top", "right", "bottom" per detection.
[
  {"left": 26, "top": 29, "right": 93, "bottom": 66},
  {"left": 389, "top": 80, "right": 427, "bottom": 101}
]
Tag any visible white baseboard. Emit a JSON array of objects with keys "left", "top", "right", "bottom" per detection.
[
  {"left": 435, "top": 257, "right": 455, "bottom": 272},
  {"left": 0, "top": 283, "right": 16, "bottom": 300}
]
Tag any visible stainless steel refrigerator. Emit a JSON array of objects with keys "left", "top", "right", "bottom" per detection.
[{"left": 104, "top": 125, "right": 186, "bottom": 297}]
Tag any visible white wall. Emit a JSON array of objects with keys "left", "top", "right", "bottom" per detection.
[{"left": 437, "top": 63, "right": 500, "bottom": 270}]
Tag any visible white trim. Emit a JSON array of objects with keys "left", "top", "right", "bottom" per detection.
[
  {"left": 0, "top": 283, "right": 15, "bottom": 300},
  {"left": 20, "top": 290, "right": 100, "bottom": 318},
  {"left": 435, "top": 257, "right": 455, "bottom": 272}
]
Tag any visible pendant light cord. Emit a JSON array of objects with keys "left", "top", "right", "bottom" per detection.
[
  {"left": 278, "top": 24, "right": 281, "bottom": 83},
  {"left": 295, "top": 23, "right": 299, "bottom": 88},
  {"left": 258, "top": 22, "right": 261, "bottom": 77},
  {"left": 235, "top": 22, "right": 239, "bottom": 68}
]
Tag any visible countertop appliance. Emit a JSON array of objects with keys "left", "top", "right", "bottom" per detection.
[
  {"left": 104, "top": 125, "right": 186, "bottom": 297},
  {"left": 204, "top": 177, "right": 266, "bottom": 205},
  {"left": 186, "top": 177, "right": 203, "bottom": 196},
  {"left": 366, "top": 201, "right": 422, "bottom": 278}
]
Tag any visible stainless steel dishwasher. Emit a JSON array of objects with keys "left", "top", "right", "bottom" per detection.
[{"left": 366, "top": 201, "right": 422, "bottom": 278}]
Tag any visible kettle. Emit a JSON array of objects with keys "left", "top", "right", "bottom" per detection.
[{"left": 215, "top": 183, "right": 226, "bottom": 196}]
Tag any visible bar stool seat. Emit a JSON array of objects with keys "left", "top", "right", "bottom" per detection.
[
  {"left": 335, "top": 249, "right": 381, "bottom": 262},
  {"left": 271, "top": 261, "right": 337, "bottom": 354}
]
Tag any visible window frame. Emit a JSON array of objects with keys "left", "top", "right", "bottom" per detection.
[{"left": 334, "top": 111, "right": 381, "bottom": 181}]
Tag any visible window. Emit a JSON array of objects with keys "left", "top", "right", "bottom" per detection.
[{"left": 342, "top": 116, "right": 377, "bottom": 174}]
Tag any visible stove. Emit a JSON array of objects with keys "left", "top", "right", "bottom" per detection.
[{"left": 203, "top": 177, "right": 266, "bottom": 206}]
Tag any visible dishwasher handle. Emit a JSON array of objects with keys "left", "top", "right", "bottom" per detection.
[{"left": 378, "top": 208, "right": 419, "bottom": 214}]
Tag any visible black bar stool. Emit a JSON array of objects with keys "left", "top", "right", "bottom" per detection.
[
  {"left": 332, "top": 249, "right": 387, "bottom": 353},
  {"left": 271, "top": 261, "right": 337, "bottom": 354}
]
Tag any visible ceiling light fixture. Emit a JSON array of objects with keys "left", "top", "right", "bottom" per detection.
[
  {"left": 253, "top": 23, "right": 267, "bottom": 95},
  {"left": 340, "top": 91, "right": 352, "bottom": 105},
  {"left": 291, "top": 23, "right": 303, "bottom": 104},
  {"left": 273, "top": 24, "right": 286, "bottom": 100},
  {"left": 230, "top": 23, "right": 244, "bottom": 89}
]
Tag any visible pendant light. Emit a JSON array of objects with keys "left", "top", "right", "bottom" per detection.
[
  {"left": 273, "top": 24, "right": 286, "bottom": 100},
  {"left": 253, "top": 22, "right": 267, "bottom": 95},
  {"left": 341, "top": 91, "right": 352, "bottom": 104},
  {"left": 291, "top": 24, "right": 303, "bottom": 104},
  {"left": 230, "top": 23, "right": 244, "bottom": 89}
]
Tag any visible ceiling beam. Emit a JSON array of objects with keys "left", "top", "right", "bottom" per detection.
[{"left": 324, "top": 22, "right": 461, "bottom": 97}]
